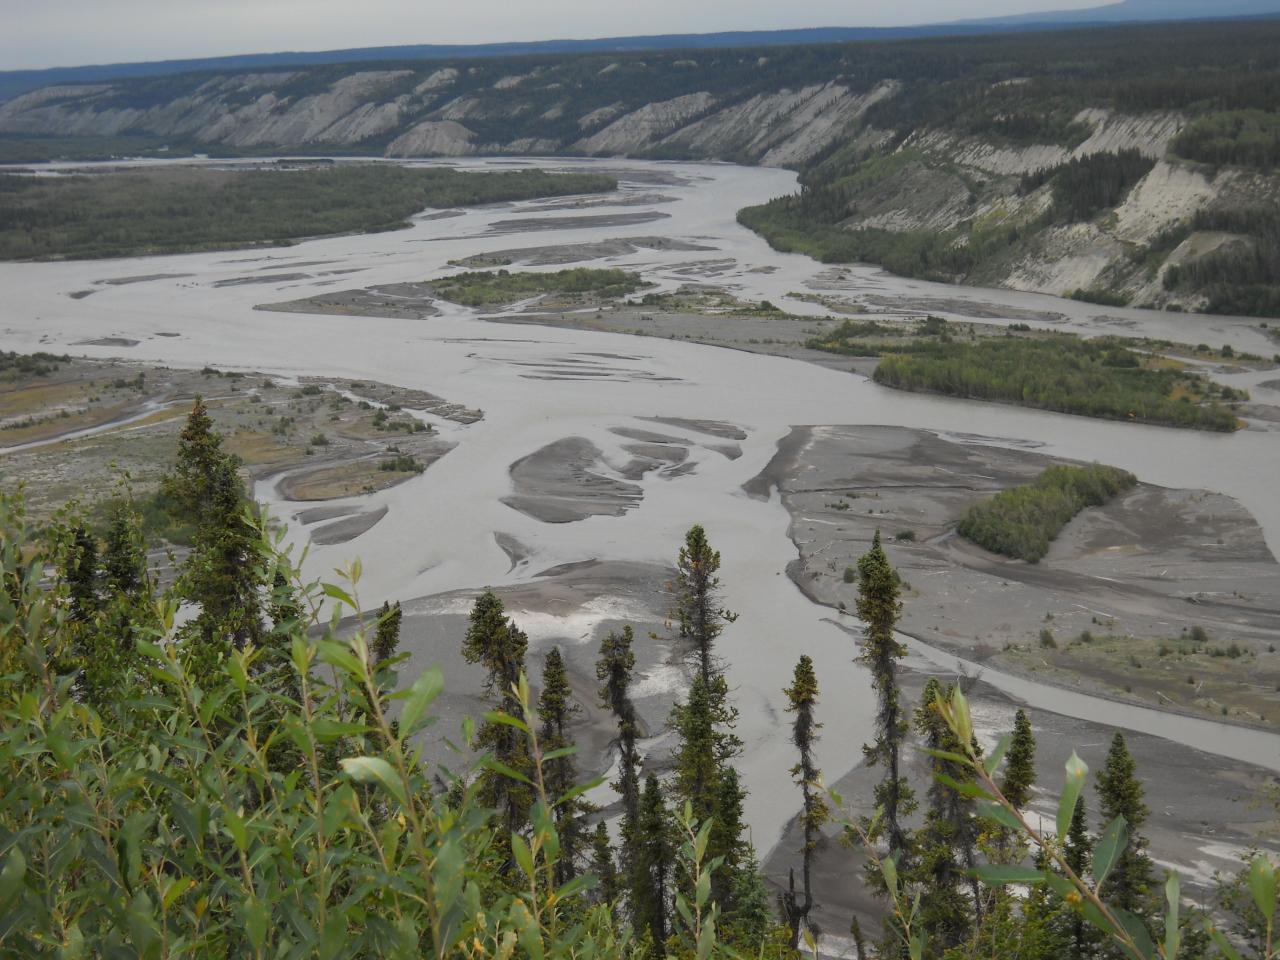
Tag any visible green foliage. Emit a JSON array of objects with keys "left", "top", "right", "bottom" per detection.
[
  {"left": 1001, "top": 709, "right": 1037, "bottom": 811},
  {"left": 430, "top": 267, "right": 644, "bottom": 307},
  {"left": 1174, "top": 111, "right": 1280, "bottom": 170},
  {"left": 958, "top": 463, "right": 1138, "bottom": 563},
  {"left": 1164, "top": 206, "right": 1280, "bottom": 317},
  {"left": 1097, "top": 733, "right": 1155, "bottom": 918},
  {"left": 867, "top": 336, "right": 1241, "bottom": 431},
  {"left": 0, "top": 165, "right": 616, "bottom": 260},
  {"left": 0, "top": 491, "right": 633, "bottom": 959},
  {"left": 0, "top": 350, "right": 69, "bottom": 380},
  {"left": 1021, "top": 149, "right": 1157, "bottom": 223}
]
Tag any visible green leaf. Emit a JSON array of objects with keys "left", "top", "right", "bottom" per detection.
[
  {"left": 0, "top": 847, "right": 26, "bottom": 905},
  {"left": 920, "top": 747, "right": 971, "bottom": 766},
  {"left": 1057, "top": 752, "right": 1088, "bottom": 841},
  {"left": 984, "top": 733, "right": 1013, "bottom": 777},
  {"left": 340, "top": 756, "right": 408, "bottom": 807},
  {"left": 399, "top": 666, "right": 444, "bottom": 735},
  {"left": 696, "top": 914, "right": 716, "bottom": 960},
  {"left": 935, "top": 772, "right": 993, "bottom": 801},
  {"left": 511, "top": 833, "right": 535, "bottom": 880},
  {"left": 316, "top": 639, "right": 362, "bottom": 679},
  {"left": 1207, "top": 926, "right": 1245, "bottom": 960},
  {"left": 243, "top": 897, "right": 268, "bottom": 953},
  {"left": 1092, "top": 816, "right": 1128, "bottom": 891},
  {"left": 224, "top": 808, "right": 249, "bottom": 853},
  {"left": 482, "top": 710, "right": 530, "bottom": 734},
  {"left": 1112, "top": 908, "right": 1155, "bottom": 960},
  {"left": 975, "top": 800, "right": 1023, "bottom": 833},
  {"left": 1248, "top": 855, "right": 1277, "bottom": 923},
  {"left": 484, "top": 758, "right": 533, "bottom": 786},
  {"left": 695, "top": 869, "right": 711, "bottom": 910},
  {"left": 540, "top": 745, "right": 579, "bottom": 762},
  {"left": 970, "top": 864, "right": 1046, "bottom": 886},
  {"left": 321, "top": 583, "right": 356, "bottom": 609},
  {"left": 882, "top": 855, "right": 899, "bottom": 896},
  {"left": 1164, "top": 872, "right": 1181, "bottom": 960}
]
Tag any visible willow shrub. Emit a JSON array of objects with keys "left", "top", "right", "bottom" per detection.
[{"left": 0, "top": 491, "right": 651, "bottom": 959}]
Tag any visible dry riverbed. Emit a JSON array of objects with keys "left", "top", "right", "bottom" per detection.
[
  {"left": 0, "top": 357, "right": 479, "bottom": 540},
  {"left": 748, "top": 424, "right": 1280, "bottom": 728}
]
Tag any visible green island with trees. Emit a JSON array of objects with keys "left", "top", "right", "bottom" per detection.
[
  {"left": 871, "top": 338, "right": 1243, "bottom": 431},
  {"left": 957, "top": 463, "right": 1139, "bottom": 563},
  {"left": 429, "top": 268, "right": 646, "bottom": 307},
  {"left": 0, "top": 165, "right": 616, "bottom": 260},
  {"left": 1, "top": 398, "right": 1276, "bottom": 958}
]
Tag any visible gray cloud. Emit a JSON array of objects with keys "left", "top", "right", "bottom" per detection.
[{"left": 2, "top": 0, "right": 1109, "bottom": 70}]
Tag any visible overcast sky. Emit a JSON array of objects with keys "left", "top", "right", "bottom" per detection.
[{"left": 2, "top": 0, "right": 1112, "bottom": 71}]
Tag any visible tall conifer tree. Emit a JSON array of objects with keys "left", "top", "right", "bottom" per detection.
[
  {"left": 1096, "top": 732, "right": 1153, "bottom": 916},
  {"left": 463, "top": 589, "right": 532, "bottom": 867},
  {"left": 781, "top": 654, "right": 830, "bottom": 948},
  {"left": 537, "top": 647, "right": 588, "bottom": 885},
  {"left": 1001, "top": 709, "right": 1037, "bottom": 811},
  {"left": 855, "top": 531, "right": 915, "bottom": 863}
]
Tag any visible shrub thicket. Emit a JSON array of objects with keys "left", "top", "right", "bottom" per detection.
[{"left": 958, "top": 463, "right": 1137, "bottom": 562}]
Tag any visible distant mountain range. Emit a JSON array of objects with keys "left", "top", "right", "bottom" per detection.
[{"left": 1, "top": 0, "right": 1277, "bottom": 103}]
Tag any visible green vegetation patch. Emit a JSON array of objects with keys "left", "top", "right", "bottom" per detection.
[
  {"left": 958, "top": 463, "right": 1137, "bottom": 563},
  {"left": 1173, "top": 110, "right": 1280, "bottom": 171},
  {"left": 1, "top": 351, "right": 70, "bottom": 381},
  {"left": 1019, "top": 149, "right": 1157, "bottom": 223},
  {"left": 862, "top": 334, "right": 1242, "bottom": 431},
  {"left": 429, "top": 267, "right": 645, "bottom": 307},
  {"left": 0, "top": 165, "right": 616, "bottom": 260}
]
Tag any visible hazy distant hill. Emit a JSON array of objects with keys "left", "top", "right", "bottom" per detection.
[
  {"left": 3, "top": 17, "right": 1279, "bottom": 316},
  {"left": 3, "top": 0, "right": 1278, "bottom": 103},
  {"left": 974, "top": 0, "right": 1280, "bottom": 23}
]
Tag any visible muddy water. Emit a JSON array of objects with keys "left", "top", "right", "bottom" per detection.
[{"left": 2, "top": 157, "right": 1277, "bottom": 852}]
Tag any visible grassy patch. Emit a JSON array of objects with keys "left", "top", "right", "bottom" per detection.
[
  {"left": 0, "top": 165, "right": 616, "bottom": 260},
  {"left": 430, "top": 267, "right": 645, "bottom": 307},
  {"left": 958, "top": 463, "right": 1137, "bottom": 563}
]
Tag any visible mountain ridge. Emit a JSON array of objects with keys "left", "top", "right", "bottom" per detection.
[{"left": 3, "top": 1, "right": 1278, "bottom": 103}]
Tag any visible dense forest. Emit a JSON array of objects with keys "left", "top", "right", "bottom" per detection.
[
  {"left": 871, "top": 338, "right": 1242, "bottom": 431},
  {"left": 957, "top": 463, "right": 1138, "bottom": 563},
  {"left": 1, "top": 400, "right": 1275, "bottom": 958},
  {"left": 808, "top": 322, "right": 1244, "bottom": 431},
  {"left": 0, "top": 166, "right": 616, "bottom": 260}
]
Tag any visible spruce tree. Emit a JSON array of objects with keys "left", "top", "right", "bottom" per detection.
[
  {"left": 1096, "top": 732, "right": 1153, "bottom": 916},
  {"left": 634, "top": 772, "right": 673, "bottom": 957},
  {"left": 781, "top": 654, "right": 831, "bottom": 948},
  {"left": 463, "top": 589, "right": 533, "bottom": 865},
  {"left": 101, "top": 504, "right": 146, "bottom": 599},
  {"left": 597, "top": 626, "right": 641, "bottom": 891},
  {"left": 911, "top": 679, "right": 976, "bottom": 953},
  {"left": 591, "top": 821, "right": 620, "bottom": 911},
  {"left": 537, "top": 647, "right": 588, "bottom": 885},
  {"left": 373, "top": 600, "right": 402, "bottom": 664},
  {"left": 672, "top": 523, "right": 734, "bottom": 684},
  {"left": 667, "top": 525, "right": 745, "bottom": 910},
  {"left": 164, "top": 400, "right": 262, "bottom": 651},
  {"left": 856, "top": 531, "right": 914, "bottom": 863},
  {"left": 1001, "top": 709, "right": 1037, "bottom": 810},
  {"left": 1055, "top": 795, "right": 1097, "bottom": 959},
  {"left": 66, "top": 525, "right": 99, "bottom": 622}
]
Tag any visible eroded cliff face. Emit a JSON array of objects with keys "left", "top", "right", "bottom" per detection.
[
  {"left": 0, "top": 59, "right": 893, "bottom": 168},
  {"left": 3, "top": 54, "right": 1276, "bottom": 312}
]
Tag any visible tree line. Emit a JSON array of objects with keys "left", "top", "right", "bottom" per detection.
[
  {"left": 0, "top": 399, "right": 1276, "bottom": 958},
  {"left": 867, "top": 336, "right": 1243, "bottom": 432},
  {"left": 0, "top": 166, "right": 617, "bottom": 261}
]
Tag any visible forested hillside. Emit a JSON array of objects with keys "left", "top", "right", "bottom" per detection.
[{"left": 3, "top": 20, "right": 1280, "bottom": 312}]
